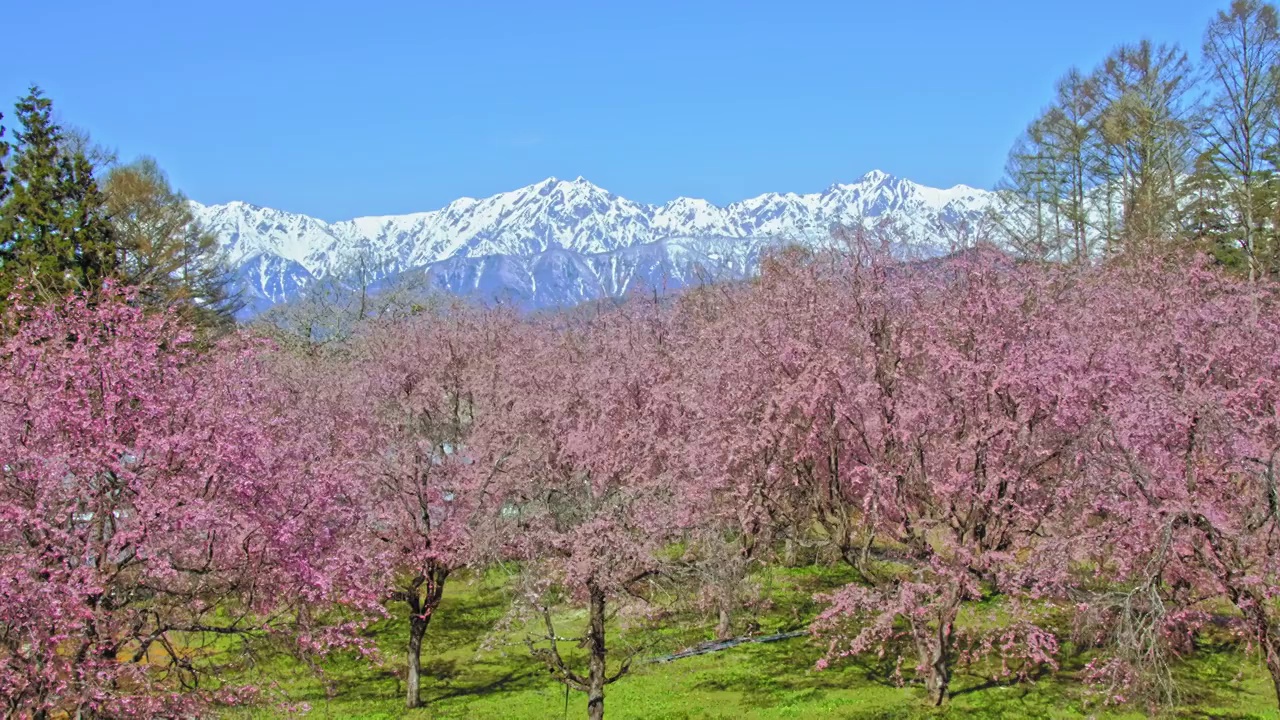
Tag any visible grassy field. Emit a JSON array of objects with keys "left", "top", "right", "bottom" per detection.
[{"left": 216, "top": 565, "right": 1280, "bottom": 720}]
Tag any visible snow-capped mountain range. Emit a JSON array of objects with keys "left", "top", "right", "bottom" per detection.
[{"left": 191, "top": 170, "right": 995, "bottom": 316}]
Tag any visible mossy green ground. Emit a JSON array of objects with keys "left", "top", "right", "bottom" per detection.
[{"left": 218, "top": 565, "right": 1280, "bottom": 719}]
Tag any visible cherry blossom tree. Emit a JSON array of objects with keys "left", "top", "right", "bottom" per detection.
[
  {"left": 675, "top": 248, "right": 863, "bottom": 566},
  {"left": 806, "top": 249, "right": 1093, "bottom": 704},
  {"left": 0, "top": 286, "right": 377, "bottom": 718},
  {"left": 676, "top": 527, "right": 767, "bottom": 641},
  {"left": 728, "top": 249, "right": 1280, "bottom": 711},
  {"left": 1073, "top": 260, "right": 1280, "bottom": 709},
  {"left": 474, "top": 301, "right": 689, "bottom": 720},
  {"left": 335, "top": 303, "right": 512, "bottom": 709},
  {"left": 688, "top": 246, "right": 1094, "bottom": 705},
  {"left": 13, "top": 244, "right": 1280, "bottom": 717}
]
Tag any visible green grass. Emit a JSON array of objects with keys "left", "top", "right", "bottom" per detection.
[{"left": 216, "top": 564, "right": 1280, "bottom": 720}]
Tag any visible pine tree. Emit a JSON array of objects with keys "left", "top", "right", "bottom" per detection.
[
  {"left": 0, "top": 86, "right": 116, "bottom": 301},
  {"left": 0, "top": 113, "right": 9, "bottom": 210},
  {"left": 1184, "top": 150, "right": 1240, "bottom": 265}
]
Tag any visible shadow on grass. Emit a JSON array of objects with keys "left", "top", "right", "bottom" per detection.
[
  {"left": 1164, "top": 639, "right": 1272, "bottom": 718},
  {"left": 219, "top": 566, "right": 1280, "bottom": 719},
  {"left": 949, "top": 663, "right": 1053, "bottom": 699},
  {"left": 427, "top": 669, "right": 539, "bottom": 704},
  {"left": 685, "top": 630, "right": 909, "bottom": 712}
]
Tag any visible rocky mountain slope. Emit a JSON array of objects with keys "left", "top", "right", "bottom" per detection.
[{"left": 192, "top": 170, "right": 995, "bottom": 315}]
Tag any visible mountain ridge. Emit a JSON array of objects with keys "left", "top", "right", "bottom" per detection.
[{"left": 192, "top": 171, "right": 997, "bottom": 316}]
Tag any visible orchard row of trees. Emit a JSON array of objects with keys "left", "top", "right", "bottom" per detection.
[
  {"left": 0, "top": 86, "right": 239, "bottom": 330},
  {"left": 1002, "top": 0, "right": 1280, "bottom": 279},
  {"left": 4, "top": 235, "right": 1280, "bottom": 718},
  {"left": 8, "top": 2, "right": 1280, "bottom": 715}
]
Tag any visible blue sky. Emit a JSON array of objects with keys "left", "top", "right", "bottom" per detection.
[{"left": 3, "top": 0, "right": 1221, "bottom": 221}]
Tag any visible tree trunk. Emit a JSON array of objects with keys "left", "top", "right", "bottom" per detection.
[
  {"left": 587, "top": 581, "right": 607, "bottom": 720},
  {"left": 406, "top": 613, "right": 428, "bottom": 709},
  {"left": 715, "top": 602, "right": 732, "bottom": 641},
  {"left": 404, "top": 569, "right": 448, "bottom": 709},
  {"left": 912, "top": 604, "right": 956, "bottom": 707},
  {"left": 924, "top": 647, "right": 951, "bottom": 707},
  {"left": 1242, "top": 600, "right": 1280, "bottom": 711},
  {"left": 1265, "top": 641, "right": 1280, "bottom": 713},
  {"left": 1246, "top": 188, "right": 1257, "bottom": 283}
]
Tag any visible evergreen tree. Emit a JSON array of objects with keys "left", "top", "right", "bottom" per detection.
[
  {"left": 0, "top": 86, "right": 116, "bottom": 301},
  {"left": 0, "top": 113, "right": 9, "bottom": 210},
  {"left": 1184, "top": 149, "right": 1240, "bottom": 265}
]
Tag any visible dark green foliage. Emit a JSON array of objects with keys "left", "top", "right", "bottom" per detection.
[
  {"left": 1184, "top": 150, "right": 1244, "bottom": 269},
  {"left": 0, "top": 112, "right": 9, "bottom": 210},
  {"left": 0, "top": 86, "right": 117, "bottom": 301},
  {"left": 0, "top": 88, "right": 239, "bottom": 332}
]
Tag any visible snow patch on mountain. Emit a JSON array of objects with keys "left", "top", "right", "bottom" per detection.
[{"left": 193, "top": 171, "right": 994, "bottom": 315}]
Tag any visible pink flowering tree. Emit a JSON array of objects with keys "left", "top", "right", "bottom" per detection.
[
  {"left": 474, "top": 302, "right": 689, "bottom": 720},
  {"left": 0, "top": 286, "right": 378, "bottom": 718},
  {"left": 675, "top": 251, "right": 844, "bottom": 564},
  {"left": 805, "top": 249, "right": 1092, "bottom": 705},
  {"left": 692, "top": 246, "right": 1092, "bottom": 705},
  {"left": 1074, "top": 261, "right": 1280, "bottom": 709},
  {"left": 333, "top": 304, "right": 511, "bottom": 709}
]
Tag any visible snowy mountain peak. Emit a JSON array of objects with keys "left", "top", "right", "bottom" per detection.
[
  {"left": 534, "top": 175, "right": 606, "bottom": 192},
  {"left": 192, "top": 173, "right": 995, "bottom": 316},
  {"left": 858, "top": 169, "right": 893, "bottom": 185}
]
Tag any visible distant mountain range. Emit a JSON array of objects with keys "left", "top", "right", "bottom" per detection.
[{"left": 191, "top": 171, "right": 996, "bottom": 316}]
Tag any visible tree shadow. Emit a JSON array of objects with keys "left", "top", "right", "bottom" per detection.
[
  {"left": 427, "top": 669, "right": 537, "bottom": 704},
  {"left": 685, "top": 630, "right": 912, "bottom": 711},
  {"left": 948, "top": 663, "right": 1052, "bottom": 699}
]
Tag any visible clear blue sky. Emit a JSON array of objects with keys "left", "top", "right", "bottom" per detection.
[{"left": 3, "top": 0, "right": 1221, "bottom": 221}]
